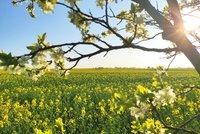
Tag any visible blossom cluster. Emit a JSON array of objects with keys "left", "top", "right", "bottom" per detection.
[
  {"left": 153, "top": 86, "right": 176, "bottom": 106},
  {"left": 7, "top": 33, "right": 69, "bottom": 80},
  {"left": 37, "top": 0, "right": 58, "bottom": 14},
  {"left": 129, "top": 86, "right": 176, "bottom": 120},
  {"left": 129, "top": 67, "right": 176, "bottom": 133}
]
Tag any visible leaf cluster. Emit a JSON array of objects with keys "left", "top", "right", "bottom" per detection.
[{"left": 0, "top": 52, "right": 18, "bottom": 67}]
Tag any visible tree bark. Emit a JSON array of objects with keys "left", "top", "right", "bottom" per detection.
[
  {"left": 177, "top": 36, "right": 200, "bottom": 74},
  {"left": 166, "top": 0, "right": 200, "bottom": 74},
  {"left": 133, "top": 0, "right": 200, "bottom": 74}
]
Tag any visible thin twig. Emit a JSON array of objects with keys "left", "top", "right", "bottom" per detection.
[
  {"left": 65, "top": 59, "right": 80, "bottom": 71},
  {"left": 57, "top": 2, "right": 127, "bottom": 44},
  {"left": 109, "top": 7, "right": 115, "bottom": 17},
  {"left": 86, "top": 34, "right": 112, "bottom": 48},
  {"left": 135, "top": 32, "right": 162, "bottom": 45},
  {"left": 105, "top": 0, "right": 109, "bottom": 23},
  {"left": 166, "top": 51, "right": 177, "bottom": 71},
  {"left": 178, "top": 113, "right": 200, "bottom": 129},
  {"left": 150, "top": 101, "right": 198, "bottom": 134},
  {"left": 177, "top": 85, "right": 200, "bottom": 96}
]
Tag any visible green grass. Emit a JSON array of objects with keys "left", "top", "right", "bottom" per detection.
[{"left": 0, "top": 68, "right": 199, "bottom": 134}]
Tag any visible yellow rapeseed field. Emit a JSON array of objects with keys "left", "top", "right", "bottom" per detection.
[{"left": 0, "top": 68, "right": 199, "bottom": 133}]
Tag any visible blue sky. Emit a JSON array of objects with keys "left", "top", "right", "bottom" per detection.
[{"left": 0, "top": 0, "right": 193, "bottom": 68}]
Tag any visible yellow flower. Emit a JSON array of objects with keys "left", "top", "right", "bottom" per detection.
[
  {"left": 114, "top": 92, "right": 121, "bottom": 99},
  {"left": 166, "top": 117, "right": 171, "bottom": 123},
  {"left": 13, "top": 102, "right": 22, "bottom": 110},
  {"left": 69, "top": 107, "right": 73, "bottom": 112},
  {"left": 32, "top": 120, "right": 37, "bottom": 126},
  {"left": 0, "top": 95, "right": 3, "bottom": 103},
  {"left": 100, "top": 129, "right": 106, "bottom": 134},
  {"left": 144, "top": 118, "right": 154, "bottom": 129},
  {"left": 49, "top": 100, "right": 54, "bottom": 106},
  {"left": 131, "top": 121, "right": 137, "bottom": 130},
  {"left": 44, "top": 129, "right": 52, "bottom": 134},
  {"left": 42, "top": 122, "right": 48, "bottom": 127},
  {"left": 3, "top": 114, "right": 8, "bottom": 121},
  {"left": 56, "top": 118, "right": 63, "bottom": 126},
  {"left": 137, "top": 85, "right": 149, "bottom": 94},
  {"left": 0, "top": 121, "right": 4, "bottom": 128},
  {"left": 35, "top": 128, "right": 52, "bottom": 134},
  {"left": 117, "top": 105, "right": 124, "bottom": 114},
  {"left": 100, "top": 106, "right": 107, "bottom": 116},
  {"left": 32, "top": 99, "right": 37, "bottom": 107},
  {"left": 142, "top": 118, "right": 165, "bottom": 134},
  {"left": 35, "top": 128, "right": 44, "bottom": 134},
  {"left": 17, "top": 112, "right": 23, "bottom": 119},
  {"left": 152, "top": 81, "right": 159, "bottom": 87},
  {"left": 56, "top": 108, "right": 61, "bottom": 113},
  {"left": 88, "top": 114, "right": 92, "bottom": 119},
  {"left": 68, "top": 119, "right": 75, "bottom": 125},
  {"left": 26, "top": 111, "right": 32, "bottom": 117},
  {"left": 55, "top": 99, "right": 60, "bottom": 105},
  {"left": 189, "top": 107, "right": 194, "bottom": 112},
  {"left": 55, "top": 117, "right": 65, "bottom": 133},
  {"left": 81, "top": 107, "right": 86, "bottom": 117},
  {"left": 73, "top": 95, "right": 82, "bottom": 103}
]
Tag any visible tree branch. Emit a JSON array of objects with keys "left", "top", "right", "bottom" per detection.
[
  {"left": 132, "top": 0, "right": 183, "bottom": 43},
  {"left": 15, "top": 41, "right": 176, "bottom": 63},
  {"left": 181, "top": 1, "right": 200, "bottom": 9},
  {"left": 166, "top": 0, "right": 184, "bottom": 31},
  {"left": 178, "top": 113, "right": 200, "bottom": 129},
  {"left": 15, "top": 42, "right": 103, "bottom": 59},
  {"left": 166, "top": 51, "right": 177, "bottom": 71},
  {"left": 56, "top": 2, "right": 128, "bottom": 45},
  {"left": 132, "top": 0, "right": 173, "bottom": 31},
  {"left": 150, "top": 101, "right": 198, "bottom": 134},
  {"left": 105, "top": 0, "right": 109, "bottom": 23},
  {"left": 68, "top": 44, "right": 176, "bottom": 62},
  {"left": 177, "top": 85, "right": 200, "bottom": 96},
  {"left": 135, "top": 32, "right": 162, "bottom": 45},
  {"left": 85, "top": 34, "right": 112, "bottom": 48}
]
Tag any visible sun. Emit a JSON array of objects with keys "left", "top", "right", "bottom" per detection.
[
  {"left": 184, "top": 18, "right": 200, "bottom": 32},
  {"left": 182, "top": 9, "right": 200, "bottom": 32}
]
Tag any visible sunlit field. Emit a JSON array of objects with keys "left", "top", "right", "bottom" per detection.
[{"left": 0, "top": 68, "right": 199, "bottom": 133}]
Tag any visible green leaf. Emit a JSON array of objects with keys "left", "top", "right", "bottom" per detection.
[
  {"left": 0, "top": 52, "right": 18, "bottom": 67},
  {"left": 42, "top": 33, "right": 47, "bottom": 42},
  {"left": 27, "top": 46, "right": 35, "bottom": 51},
  {"left": 37, "top": 34, "right": 42, "bottom": 41},
  {"left": 130, "top": 3, "right": 135, "bottom": 13},
  {"left": 137, "top": 6, "right": 143, "bottom": 13},
  {"left": 101, "top": 32, "right": 107, "bottom": 38},
  {"left": 124, "top": 97, "right": 137, "bottom": 108},
  {"left": 140, "top": 93, "right": 155, "bottom": 102}
]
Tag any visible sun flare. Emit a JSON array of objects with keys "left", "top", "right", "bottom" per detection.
[
  {"left": 184, "top": 19, "right": 200, "bottom": 32},
  {"left": 182, "top": 9, "right": 200, "bottom": 32}
]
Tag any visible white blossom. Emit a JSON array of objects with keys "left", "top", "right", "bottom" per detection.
[
  {"left": 32, "top": 52, "right": 47, "bottom": 68},
  {"left": 64, "top": 70, "right": 70, "bottom": 76},
  {"left": 32, "top": 74, "right": 39, "bottom": 81},
  {"left": 18, "top": 56, "right": 29, "bottom": 67},
  {"left": 50, "top": 48, "right": 64, "bottom": 63},
  {"left": 37, "top": 0, "right": 58, "bottom": 14},
  {"left": 12, "top": 66, "right": 24, "bottom": 75},
  {"left": 153, "top": 86, "right": 176, "bottom": 106},
  {"left": 129, "top": 102, "right": 150, "bottom": 119}
]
